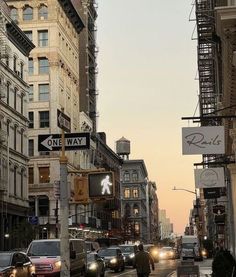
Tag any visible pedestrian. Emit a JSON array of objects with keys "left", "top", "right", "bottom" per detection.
[
  {"left": 212, "top": 247, "right": 236, "bottom": 277},
  {"left": 135, "top": 244, "right": 155, "bottom": 277}
]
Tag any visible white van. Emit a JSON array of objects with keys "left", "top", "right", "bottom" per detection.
[
  {"left": 27, "top": 239, "right": 86, "bottom": 277},
  {"left": 181, "top": 235, "right": 202, "bottom": 261}
]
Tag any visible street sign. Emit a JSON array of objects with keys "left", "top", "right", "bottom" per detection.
[
  {"left": 57, "top": 109, "right": 71, "bottom": 133},
  {"left": 203, "top": 187, "right": 221, "bottom": 199},
  {"left": 38, "top": 133, "right": 90, "bottom": 152},
  {"left": 28, "top": 216, "right": 38, "bottom": 225}
]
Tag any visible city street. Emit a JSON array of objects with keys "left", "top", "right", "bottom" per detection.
[{"left": 105, "top": 259, "right": 179, "bottom": 277}]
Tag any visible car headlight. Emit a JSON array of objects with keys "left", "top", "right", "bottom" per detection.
[
  {"left": 88, "top": 262, "right": 97, "bottom": 271},
  {"left": 110, "top": 258, "right": 117, "bottom": 264},
  {"left": 151, "top": 250, "right": 158, "bottom": 256},
  {"left": 129, "top": 253, "right": 135, "bottom": 258},
  {"left": 170, "top": 251, "right": 174, "bottom": 256},
  {"left": 54, "top": 261, "right": 61, "bottom": 269},
  {"left": 201, "top": 250, "right": 207, "bottom": 256},
  {"left": 159, "top": 252, "right": 166, "bottom": 258},
  {"left": 12, "top": 269, "right": 17, "bottom": 275},
  {"left": 30, "top": 265, "right": 36, "bottom": 274}
]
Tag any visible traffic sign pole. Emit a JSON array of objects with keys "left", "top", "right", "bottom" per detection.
[{"left": 59, "top": 120, "right": 70, "bottom": 277}]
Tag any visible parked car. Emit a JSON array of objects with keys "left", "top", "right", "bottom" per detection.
[
  {"left": 27, "top": 239, "right": 86, "bottom": 277},
  {"left": 0, "top": 251, "right": 35, "bottom": 277},
  {"left": 97, "top": 247, "right": 125, "bottom": 272},
  {"left": 86, "top": 252, "right": 105, "bottom": 277},
  {"left": 119, "top": 244, "right": 138, "bottom": 267},
  {"left": 143, "top": 244, "right": 159, "bottom": 262},
  {"left": 158, "top": 247, "right": 175, "bottom": 260}
]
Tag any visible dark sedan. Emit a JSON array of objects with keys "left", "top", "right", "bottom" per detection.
[
  {"left": 119, "top": 245, "right": 138, "bottom": 267},
  {"left": 86, "top": 252, "right": 105, "bottom": 277},
  {"left": 97, "top": 247, "right": 125, "bottom": 272},
  {"left": 0, "top": 251, "right": 35, "bottom": 277}
]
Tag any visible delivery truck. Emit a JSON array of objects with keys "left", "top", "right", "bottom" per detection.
[{"left": 180, "top": 235, "right": 202, "bottom": 261}]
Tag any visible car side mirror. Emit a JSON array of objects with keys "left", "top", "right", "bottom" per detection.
[
  {"left": 15, "top": 262, "right": 24, "bottom": 268},
  {"left": 70, "top": 250, "right": 76, "bottom": 259}
]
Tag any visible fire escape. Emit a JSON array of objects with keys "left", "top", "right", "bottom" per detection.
[
  {"left": 0, "top": 4, "right": 8, "bottom": 193},
  {"left": 195, "top": 0, "right": 218, "bottom": 121},
  {"left": 87, "top": 0, "right": 99, "bottom": 132}
]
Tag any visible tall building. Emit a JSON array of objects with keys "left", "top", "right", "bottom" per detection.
[
  {"left": 5, "top": 0, "right": 84, "bottom": 239},
  {"left": 159, "top": 209, "right": 173, "bottom": 240},
  {"left": 148, "top": 181, "right": 159, "bottom": 243},
  {"left": 116, "top": 137, "right": 149, "bottom": 243},
  {"left": 72, "top": 0, "right": 98, "bottom": 133},
  {"left": 0, "top": 0, "right": 34, "bottom": 250}
]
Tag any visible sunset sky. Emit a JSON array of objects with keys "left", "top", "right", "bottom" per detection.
[{"left": 96, "top": 0, "right": 202, "bottom": 234}]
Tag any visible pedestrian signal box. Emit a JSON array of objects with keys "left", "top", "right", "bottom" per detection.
[
  {"left": 74, "top": 176, "right": 89, "bottom": 204},
  {"left": 88, "top": 171, "right": 114, "bottom": 199}
]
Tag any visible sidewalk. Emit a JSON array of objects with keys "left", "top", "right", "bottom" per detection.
[{"left": 167, "top": 259, "right": 212, "bottom": 277}]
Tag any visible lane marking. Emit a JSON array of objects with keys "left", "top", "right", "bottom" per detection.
[{"left": 111, "top": 269, "right": 136, "bottom": 277}]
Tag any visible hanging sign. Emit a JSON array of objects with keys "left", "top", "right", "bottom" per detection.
[
  {"left": 194, "top": 167, "right": 225, "bottom": 188},
  {"left": 182, "top": 126, "right": 225, "bottom": 155}
]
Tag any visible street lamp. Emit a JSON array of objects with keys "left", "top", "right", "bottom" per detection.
[{"left": 172, "top": 186, "right": 197, "bottom": 195}]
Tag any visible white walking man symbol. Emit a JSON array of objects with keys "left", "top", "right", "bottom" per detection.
[{"left": 101, "top": 175, "right": 112, "bottom": 195}]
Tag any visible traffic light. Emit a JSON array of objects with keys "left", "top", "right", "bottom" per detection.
[
  {"left": 74, "top": 176, "right": 89, "bottom": 204},
  {"left": 88, "top": 171, "right": 114, "bottom": 199}
]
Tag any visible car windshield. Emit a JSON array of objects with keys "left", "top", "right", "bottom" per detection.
[
  {"left": 119, "top": 246, "right": 134, "bottom": 253},
  {"left": 87, "top": 253, "right": 96, "bottom": 262},
  {"left": 98, "top": 249, "right": 117, "bottom": 257},
  {"left": 27, "top": 241, "right": 60, "bottom": 256},
  {"left": 182, "top": 243, "right": 194, "bottom": 249},
  {"left": 161, "top": 247, "right": 172, "bottom": 251},
  {"left": 0, "top": 253, "right": 11, "bottom": 267}
]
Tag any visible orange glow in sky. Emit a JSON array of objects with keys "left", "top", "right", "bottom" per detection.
[{"left": 97, "top": 1, "right": 202, "bottom": 234}]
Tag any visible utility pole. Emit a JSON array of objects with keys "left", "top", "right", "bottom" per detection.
[{"left": 60, "top": 117, "right": 70, "bottom": 277}]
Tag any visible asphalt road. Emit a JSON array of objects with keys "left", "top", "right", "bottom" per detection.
[{"left": 105, "top": 259, "right": 179, "bottom": 277}]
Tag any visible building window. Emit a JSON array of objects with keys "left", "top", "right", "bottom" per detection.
[
  {"left": 39, "top": 57, "right": 49, "bottom": 74},
  {"left": 14, "top": 87, "right": 17, "bottom": 110},
  {"left": 133, "top": 188, "right": 139, "bottom": 198},
  {"left": 20, "top": 95, "right": 23, "bottom": 114},
  {"left": 28, "top": 112, "right": 34, "bottom": 128},
  {"left": 134, "top": 222, "right": 140, "bottom": 235},
  {"left": 13, "top": 56, "right": 17, "bottom": 72},
  {"left": 39, "top": 111, "right": 49, "bottom": 128},
  {"left": 39, "top": 167, "right": 50, "bottom": 183},
  {"left": 14, "top": 125, "right": 17, "bottom": 150},
  {"left": 38, "top": 196, "right": 49, "bottom": 216},
  {"left": 20, "top": 169, "right": 24, "bottom": 197},
  {"left": 39, "top": 84, "right": 49, "bottom": 101},
  {"left": 5, "top": 55, "right": 9, "bottom": 67},
  {"left": 10, "top": 7, "right": 18, "bottom": 21},
  {"left": 14, "top": 166, "right": 17, "bottom": 195},
  {"left": 132, "top": 171, "right": 138, "bottom": 181},
  {"left": 28, "top": 139, "right": 34, "bottom": 156},
  {"left": 124, "top": 188, "right": 130, "bottom": 199},
  {"left": 124, "top": 204, "right": 131, "bottom": 217},
  {"left": 20, "top": 62, "right": 24, "bottom": 79},
  {"left": 28, "top": 167, "right": 34, "bottom": 184},
  {"left": 28, "top": 58, "right": 33, "bottom": 75},
  {"left": 23, "top": 6, "right": 33, "bottom": 21},
  {"left": 20, "top": 130, "right": 24, "bottom": 153},
  {"left": 133, "top": 204, "right": 139, "bottom": 215},
  {"left": 38, "top": 30, "right": 48, "bottom": 47},
  {"left": 124, "top": 172, "right": 130, "bottom": 182},
  {"left": 39, "top": 5, "right": 48, "bottom": 20},
  {"left": 29, "top": 85, "right": 33, "bottom": 101},
  {"left": 6, "top": 82, "right": 10, "bottom": 105},
  {"left": 6, "top": 120, "right": 10, "bottom": 136},
  {"left": 24, "top": 31, "right": 32, "bottom": 41}
]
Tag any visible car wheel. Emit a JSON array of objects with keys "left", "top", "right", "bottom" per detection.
[{"left": 114, "top": 267, "right": 119, "bottom": 273}]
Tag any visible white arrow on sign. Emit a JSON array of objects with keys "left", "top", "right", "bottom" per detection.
[{"left": 41, "top": 135, "right": 88, "bottom": 150}]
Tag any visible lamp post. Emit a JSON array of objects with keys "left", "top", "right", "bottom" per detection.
[{"left": 172, "top": 186, "right": 202, "bottom": 247}]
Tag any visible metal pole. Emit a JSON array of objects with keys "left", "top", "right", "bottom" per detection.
[{"left": 60, "top": 125, "right": 70, "bottom": 277}]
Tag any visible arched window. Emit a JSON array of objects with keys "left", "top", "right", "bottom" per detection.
[
  {"left": 10, "top": 7, "right": 18, "bottom": 21},
  {"left": 133, "top": 204, "right": 139, "bottom": 215},
  {"left": 124, "top": 204, "right": 131, "bottom": 218},
  {"left": 38, "top": 5, "right": 48, "bottom": 20},
  {"left": 23, "top": 6, "right": 33, "bottom": 21}
]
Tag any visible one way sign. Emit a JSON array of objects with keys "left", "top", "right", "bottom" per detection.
[{"left": 38, "top": 133, "right": 90, "bottom": 152}]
